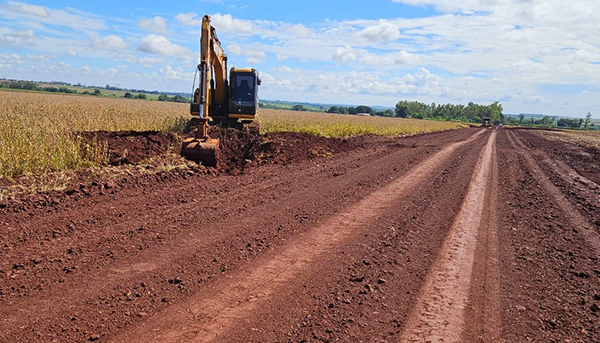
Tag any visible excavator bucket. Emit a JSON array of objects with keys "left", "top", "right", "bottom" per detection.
[{"left": 181, "top": 137, "right": 219, "bottom": 167}]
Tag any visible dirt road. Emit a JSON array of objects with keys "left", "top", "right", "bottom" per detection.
[{"left": 1, "top": 128, "right": 599, "bottom": 342}]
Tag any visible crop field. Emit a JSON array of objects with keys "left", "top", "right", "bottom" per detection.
[
  {"left": 542, "top": 129, "right": 600, "bottom": 151},
  {"left": 0, "top": 91, "right": 465, "bottom": 178}
]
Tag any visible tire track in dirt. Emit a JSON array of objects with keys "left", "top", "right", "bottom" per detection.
[
  {"left": 0, "top": 143, "right": 390, "bottom": 292},
  {"left": 401, "top": 131, "right": 497, "bottom": 342},
  {"left": 0, "top": 143, "right": 427, "bottom": 333},
  {"left": 508, "top": 130, "right": 600, "bottom": 255},
  {"left": 464, "top": 132, "right": 501, "bottom": 342},
  {"left": 509, "top": 130, "right": 600, "bottom": 208},
  {"left": 112, "top": 131, "right": 486, "bottom": 343},
  {"left": 496, "top": 130, "right": 600, "bottom": 342}
]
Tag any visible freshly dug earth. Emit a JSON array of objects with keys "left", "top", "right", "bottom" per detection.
[
  {"left": 81, "top": 128, "right": 359, "bottom": 174},
  {"left": 1, "top": 127, "right": 599, "bottom": 342},
  {"left": 81, "top": 131, "right": 179, "bottom": 166}
]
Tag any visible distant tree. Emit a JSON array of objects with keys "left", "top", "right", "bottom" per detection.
[
  {"left": 395, "top": 101, "right": 410, "bottom": 118},
  {"left": 136, "top": 93, "right": 147, "bottom": 99},
  {"left": 519, "top": 114, "right": 524, "bottom": 124},
  {"left": 489, "top": 101, "right": 503, "bottom": 124},
  {"left": 158, "top": 94, "right": 168, "bottom": 101},
  {"left": 124, "top": 92, "right": 132, "bottom": 98},
  {"left": 171, "top": 95, "right": 188, "bottom": 103},
  {"left": 93, "top": 89, "right": 101, "bottom": 96},
  {"left": 347, "top": 107, "right": 357, "bottom": 115},
  {"left": 584, "top": 112, "right": 592, "bottom": 130},
  {"left": 9, "top": 81, "right": 39, "bottom": 90},
  {"left": 383, "top": 109, "right": 394, "bottom": 117},
  {"left": 355, "top": 105, "right": 373, "bottom": 114},
  {"left": 291, "top": 104, "right": 305, "bottom": 111},
  {"left": 327, "top": 106, "right": 339, "bottom": 113}
]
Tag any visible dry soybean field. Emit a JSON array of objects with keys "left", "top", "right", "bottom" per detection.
[{"left": 0, "top": 91, "right": 464, "bottom": 179}]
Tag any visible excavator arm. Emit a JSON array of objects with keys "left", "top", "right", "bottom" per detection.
[{"left": 194, "top": 15, "right": 228, "bottom": 119}]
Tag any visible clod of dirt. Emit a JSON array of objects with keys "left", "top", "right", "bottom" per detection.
[
  {"left": 349, "top": 276, "right": 364, "bottom": 282},
  {"left": 81, "top": 131, "right": 178, "bottom": 166}
]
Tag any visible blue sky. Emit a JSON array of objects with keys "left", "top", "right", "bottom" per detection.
[{"left": 0, "top": 0, "right": 599, "bottom": 117}]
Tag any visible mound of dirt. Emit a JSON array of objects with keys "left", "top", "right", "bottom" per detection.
[
  {"left": 81, "top": 131, "right": 178, "bottom": 165},
  {"left": 206, "top": 127, "right": 263, "bottom": 174},
  {"left": 202, "top": 128, "right": 363, "bottom": 174},
  {"left": 79, "top": 126, "right": 370, "bottom": 174}
]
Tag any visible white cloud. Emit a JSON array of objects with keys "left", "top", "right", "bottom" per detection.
[
  {"left": 358, "top": 21, "right": 400, "bottom": 43},
  {"left": 139, "top": 16, "right": 169, "bottom": 35},
  {"left": 224, "top": 44, "right": 265, "bottom": 63},
  {"left": 5, "top": 1, "right": 48, "bottom": 17},
  {"left": 246, "top": 50, "right": 266, "bottom": 64},
  {"left": 138, "top": 34, "right": 190, "bottom": 58},
  {"left": 91, "top": 35, "right": 127, "bottom": 50},
  {"left": 159, "top": 64, "right": 192, "bottom": 81},
  {"left": 124, "top": 55, "right": 164, "bottom": 68},
  {"left": 175, "top": 13, "right": 201, "bottom": 27},
  {"left": 0, "top": 2, "right": 105, "bottom": 31},
  {"left": 0, "top": 28, "right": 34, "bottom": 46},
  {"left": 333, "top": 45, "right": 357, "bottom": 62},
  {"left": 227, "top": 44, "right": 242, "bottom": 55},
  {"left": 176, "top": 12, "right": 253, "bottom": 34},
  {"left": 81, "top": 65, "right": 90, "bottom": 73},
  {"left": 0, "top": 52, "right": 22, "bottom": 68},
  {"left": 277, "top": 65, "right": 298, "bottom": 73},
  {"left": 360, "top": 50, "right": 419, "bottom": 66},
  {"left": 25, "top": 53, "right": 57, "bottom": 60},
  {"left": 211, "top": 13, "right": 253, "bottom": 34}
]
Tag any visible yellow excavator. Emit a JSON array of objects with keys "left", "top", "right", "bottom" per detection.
[{"left": 181, "top": 15, "right": 261, "bottom": 166}]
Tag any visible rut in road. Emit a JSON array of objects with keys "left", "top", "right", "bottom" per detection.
[
  {"left": 112, "top": 131, "right": 486, "bottom": 343},
  {"left": 401, "top": 131, "right": 498, "bottom": 342}
]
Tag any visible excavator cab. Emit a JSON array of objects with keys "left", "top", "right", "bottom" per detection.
[{"left": 229, "top": 68, "right": 260, "bottom": 118}]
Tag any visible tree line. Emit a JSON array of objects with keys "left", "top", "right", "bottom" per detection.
[
  {"left": 322, "top": 101, "right": 504, "bottom": 123},
  {"left": 1, "top": 80, "right": 79, "bottom": 94},
  {"left": 505, "top": 112, "right": 594, "bottom": 129},
  {"left": 392, "top": 100, "right": 504, "bottom": 124},
  {"left": 326, "top": 105, "right": 395, "bottom": 117}
]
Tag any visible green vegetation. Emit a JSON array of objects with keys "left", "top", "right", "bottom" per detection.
[
  {"left": 502, "top": 113, "right": 597, "bottom": 130},
  {"left": 326, "top": 105, "right": 394, "bottom": 116},
  {"left": 158, "top": 94, "right": 188, "bottom": 103},
  {"left": 391, "top": 100, "right": 504, "bottom": 124}
]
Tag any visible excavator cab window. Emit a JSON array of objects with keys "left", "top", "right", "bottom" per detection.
[{"left": 230, "top": 71, "right": 259, "bottom": 115}]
